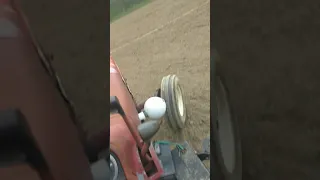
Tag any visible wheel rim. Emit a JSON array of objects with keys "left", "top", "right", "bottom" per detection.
[
  {"left": 216, "top": 78, "right": 236, "bottom": 173},
  {"left": 110, "top": 154, "right": 119, "bottom": 180},
  {"left": 176, "top": 84, "right": 185, "bottom": 120}
]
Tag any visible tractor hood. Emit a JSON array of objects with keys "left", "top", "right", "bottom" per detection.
[{"left": 110, "top": 56, "right": 140, "bottom": 126}]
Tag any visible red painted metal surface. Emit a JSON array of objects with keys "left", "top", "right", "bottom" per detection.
[
  {"left": 110, "top": 56, "right": 164, "bottom": 179},
  {"left": 0, "top": 1, "right": 93, "bottom": 180}
]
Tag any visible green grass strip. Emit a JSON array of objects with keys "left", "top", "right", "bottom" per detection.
[{"left": 110, "top": 0, "right": 151, "bottom": 22}]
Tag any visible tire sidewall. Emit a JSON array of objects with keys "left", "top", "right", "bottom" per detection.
[
  {"left": 161, "top": 75, "right": 187, "bottom": 130},
  {"left": 211, "top": 54, "right": 242, "bottom": 180}
]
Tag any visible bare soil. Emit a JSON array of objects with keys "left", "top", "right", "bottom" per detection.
[{"left": 111, "top": 0, "right": 210, "bottom": 151}]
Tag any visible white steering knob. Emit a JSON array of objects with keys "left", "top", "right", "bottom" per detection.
[{"left": 143, "top": 97, "right": 166, "bottom": 119}]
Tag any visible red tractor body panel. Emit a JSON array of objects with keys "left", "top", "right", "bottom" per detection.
[
  {"left": 110, "top": 56, "right": 140, "bottom": 126},
  {"left": 0, "top": 1, "right": 93, "bottom": 180},
  {"left": 110, "top": 56, "right": 147, "bottom": 179},
  {"left": 110, "top": 56, "right": 163, "bottom": 180}
]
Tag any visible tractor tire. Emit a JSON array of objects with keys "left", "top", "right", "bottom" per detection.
[
  {"left": 160, "top": 74, "right": 187, "bottom": 131},
  {"left": 211, "top": 50, "right": 242, "bottom": 180}
]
